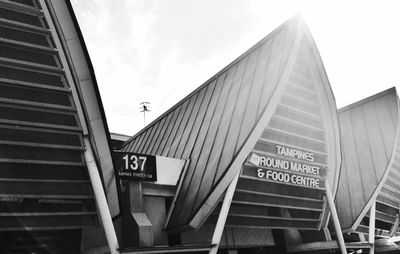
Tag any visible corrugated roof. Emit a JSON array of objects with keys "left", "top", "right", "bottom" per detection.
[
  {"left": 51, "top": 0, "right": 120, "bottom": 217},
  {"left": 0, "top": 0, "right": 100, "bottom": 232},
  {"left": 120, "top": 15, "right": 341, "bottom": 232},
  {"left": 336, "top": 87, "right": 400, "bottom": 234}
]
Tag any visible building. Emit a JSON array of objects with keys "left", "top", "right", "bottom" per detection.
[
  {"left": 115, "top": 15, "right": 400, "bottom": 254},
  {"left": 0, "top": 0, "right": 118, "bottom": 253},
  {"left": 110, "top": 133, "right": 131, "bottom": 150},
  {"left": 1, "top": 0, "right": 400, "bottom": 253},
  {"left": 118, "top": 15, "right": 343, "bottom": 253},
  {"left": 336, "top": 87, "right": 400, "bottom": 252}
]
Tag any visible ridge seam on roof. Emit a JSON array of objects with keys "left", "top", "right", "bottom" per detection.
[
  {"left": 350, "top": 88, "right": 400, "bottom": 231},
  {"left": 183, "top": 18, "right": 305, "bottom": 231},
  {"left": 123, "top": 15, "right": 302, "bottom": 146}
]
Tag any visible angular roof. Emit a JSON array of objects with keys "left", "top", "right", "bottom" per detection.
[
  {"left": 336, "top": 87, "right": 400, "bottom": 235},
  {"left": 47, "top": 0, "right": 120, "bottom": 217},
  {"left": 121, "top": 15, "right": 341, "bottom": 232},
  {"left": 0, "top": 0, "right": 118, "bottom": 239}
]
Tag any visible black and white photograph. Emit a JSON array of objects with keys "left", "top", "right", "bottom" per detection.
[{"left": 0, "top": 0, "right": 399, "bottom": 253}]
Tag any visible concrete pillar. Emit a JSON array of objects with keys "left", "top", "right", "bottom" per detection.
[{"left": 121, "top": 180, "right": 153, "bottom": 247}]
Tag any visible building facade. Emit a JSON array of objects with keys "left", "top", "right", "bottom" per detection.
[
  {"left": 0, "top": 0, "right": 118, "bottom": 253},
  {"left": 1, "top": 1, "right": 400, "bottom": 253}
]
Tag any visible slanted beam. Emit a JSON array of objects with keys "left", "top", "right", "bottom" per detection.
[
  {"left": 358, "top": 233, "right": 366, "bottom": 242},
  {"left": 389, "top": 214, "right": 399, "bottom": 237},
  {"left": 369, "top": 202, "right": 376, "bottom": 254},
  {"left": 209, "top": 170, "right": 240, "bottom": 254},
  {"left": 83, "top": 137, "right": 119, "bottom": 254},
  {"left": 325, "top": 181, "right": 346, "bottom": 254}
]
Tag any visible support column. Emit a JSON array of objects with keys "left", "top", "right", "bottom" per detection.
[
  {"left": 369, "top": 202, "right": 376, "bottom": 254},
  {"left": 129, "top": 181, "right": 143, "bottom": 212},
  {"left": 325, "top": 181, "right": 346, "bottom": 254},
  {"left": 122, "top": 179, "right": 153, "bottom": 247},
  {"left": 84, "top": 137, "right": 120, "bottom": 254},
  {"left": 209, "top": 171, "right": 240, "bottom": 254}
]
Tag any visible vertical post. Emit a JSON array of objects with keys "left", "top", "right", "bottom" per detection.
[
  {"left": 125, "top": 179, "right": 153, "bottom": 247},
  {"left": 325, "top": 181, "right": 346, "bottom": 254},
  {"left": 209, "top": 171, "right": 240, "bottom": 254},
  {"left": 84, "top": 137, "right": 119, "bottom": 254},
  {"left": 369, "top": 202, "right": 376, "bottom": 254},
  {"left": 129, "top": 181, "right": 143, "bottom": 212}
]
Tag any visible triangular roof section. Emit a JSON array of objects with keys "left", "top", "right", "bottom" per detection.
[
  {"left": 0, "top": 0, "right": 118, "bottom": 234},
  {"left": 48, "top": 0, "right": 120, "bottom": 217},
  {"left": 206, "top": 20, "right": 343, "bottom": 231},
  {"left": 336, "top": 87, "right": 400, "bottom": 235},
  {"left": 121, "top": 15, "right": 341, "bottom": 232}
]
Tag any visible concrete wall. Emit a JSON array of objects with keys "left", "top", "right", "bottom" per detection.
[{"left": 143, "top": 195, "right": 169, "bottom": 245}]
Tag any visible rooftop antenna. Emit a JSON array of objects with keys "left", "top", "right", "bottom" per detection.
[{"left": 140, "top": 102, "right": 151, "bottom": 126}]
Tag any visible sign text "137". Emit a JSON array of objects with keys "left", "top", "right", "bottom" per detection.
[
  {"left": 123, "top": 154, "right": 147, "bottom": 171},
  {"left": 114, "top": 151, "right": 157, "bottom": 181}
]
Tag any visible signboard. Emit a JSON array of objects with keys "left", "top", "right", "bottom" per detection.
[
  {"left": 113, "top": 151, "right": 157, "bottom": 181},
  {"left": 254, "top": 141, "right": 327, "bottom": 164},
  {"left": 242, "top": 165, "right": 325, "bottom": 189},
  {"left": 246, "top": 143, "right": 325, "bottom": 189}
]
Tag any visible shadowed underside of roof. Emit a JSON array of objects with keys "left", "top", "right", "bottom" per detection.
[
  {"left": 121, "top": 15, "right": 338, "bottom": 231},
  {"left": 0, "top": 0, "right": 101, "bottom": 236},
  {"left": 336, "top": 87, "right": 400, "bottom": 235}
]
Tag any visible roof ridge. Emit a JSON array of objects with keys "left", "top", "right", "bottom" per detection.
[
  {"left": 170, "top": 16, "right": 307, "bottom": 231},
  {"left": 122, "top": 14, "right": 303, "bottom": 146},
  {"left": 338, "top": 87, "right": 396, "bottom": 113}
]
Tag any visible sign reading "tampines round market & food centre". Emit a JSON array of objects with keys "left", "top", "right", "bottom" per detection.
[{"left": 245, "top": 144, "right": 326, "bottom": 189}]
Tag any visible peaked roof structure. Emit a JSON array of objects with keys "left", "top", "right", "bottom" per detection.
[
  {"left": 45, "top": 0, "right": 119, "bottom": 217},
  {"left": 121, "top": 15, "right": 341, "bottom": 232},
  {"left": 0, "top": 0, "right": 117, "bottom": 251},
  {"left": 336, "top": 87, "right": 400, "bottom": 236}
]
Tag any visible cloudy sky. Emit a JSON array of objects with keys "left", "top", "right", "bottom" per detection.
[{"left": 71, "top": 0, "right": 400, "bottom": 136}]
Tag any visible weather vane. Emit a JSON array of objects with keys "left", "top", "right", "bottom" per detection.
[{"left": 140, "top": 102, "right": 151, "bottom": 126}]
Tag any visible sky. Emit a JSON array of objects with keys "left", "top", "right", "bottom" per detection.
[{"left": 71, "top": 0, "right": 400, "bottom": 136}]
